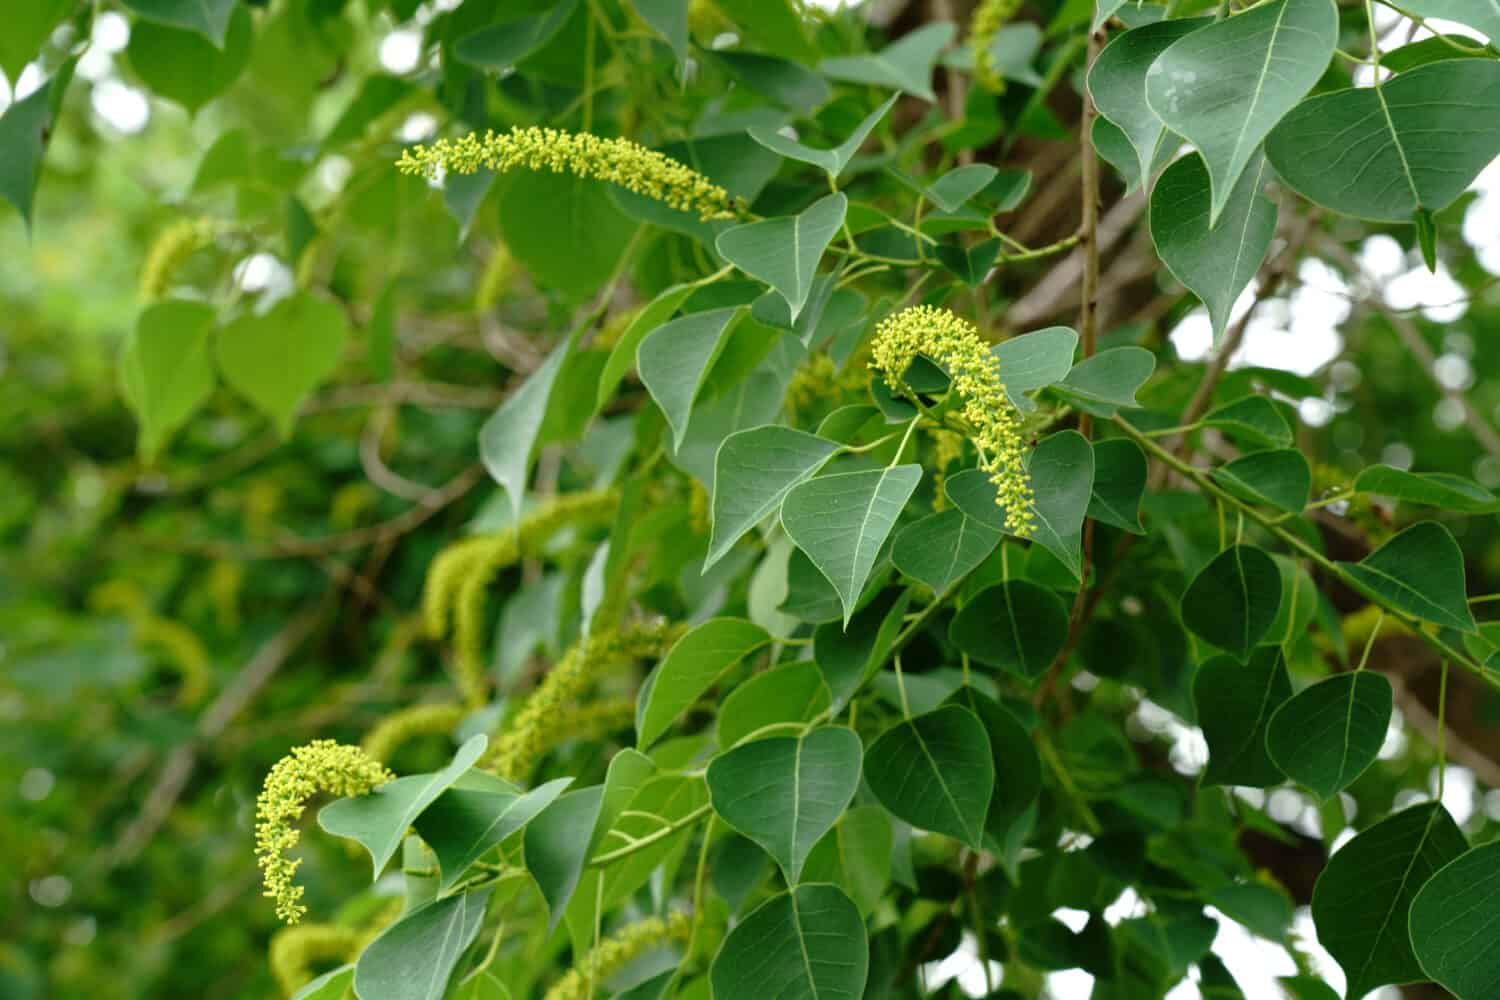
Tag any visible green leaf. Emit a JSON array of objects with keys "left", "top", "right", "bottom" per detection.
[
  {"left": 120, "top": 300, "right": 218, "bottom": 461},
  {"left": 1088, "top": 438, "right": 1147, "bottom": 534},
  {"left": 712, "top": 0, "right": 817, "bottom": 63},
  {"left": 892, "top": 508, "right": 1003, "bottom": 594},
  {"left": 800, "top": 806, "right": 893, "bottom": 916},
  {"left": 1340, "top": 521, "right": 1478, "bottom": 633},
  {"left": 122, "top": 0, "right": 237, "bottom": 46},
  {"left": 945, "top": 686, "right": 1041, "bottom": 837},
  {"left": 935, "top": 237, "right": 1001, "bottom": 288},
  {"left": 1180, "top": 544, "right": 1283, "bottom": 661},
  {"left": 819, "top": 22, "right": 956, "bottom": 102},
  {"left": 318, "top": 735, "right": 487, "bottom": 877},
  {"left": 711, "top": 50, "right": 832, "bottom": 110},
  {"left": 1311, "top": 803, "right": 1468, "bottom": 1000},
  {"left": 1211, "top": 448, "right": 1311, "bottom": 514},
  {"left": 1193, "top": 648, "right": 1292, "bottom": 788},
  {"left": 414, "top": 773, "right": 572, "bottom": 888},
  {"left": 813, "top": 590, "right": 912, "bottom": 712},
  {"left": 949, "top": 582, "right": 1069, "bottom": 680},
  {"left": 1266, "top": 672, "right": 1392, "bottom": 800},
  {"left": 1051, "top": 346, "right": 1155, "bottom": 416},
  {"left": 1209, "top": 883, "right": 1293, "bottom": 941},
  {"left": 1266, "top": 60, "right": 1500, "bottom": 223},
  {"left": 638, "top": 307, "right": 744, "bottom": 450},
  {"left": 454, "top": 0, "right": 579, "bottom": 71},
  {"left": 289, "top": 965, "right": 354, "bottom": 1000},
  {"left": 865, "top": 705, "right": 994, "bottom": 849},
  {"left": 498, "top": 172, "right": 638, "bottom": 301},
  {"left": 709, "top": 884, "right": 868, "bottom": 1000},
  {"left": 354, "top": 889, "right": 492, "bottom": 1000},
  {"left": 125, "top": 6, "right": 252, "bottom": 112},
  {"left": 479, "top": 336, "right": 571, "bottom": 525},
  {"left": 524, "top": 787, "right": 604, "bottom": 930},
  {"left": 0, "top": 0, "right": 73, "bottom": 83},
  {"left": 1398, "top": 0, "right": 1500, "bottom": 42},
  {"left": 1092, "top": 117, "right": 1152, "bottom": 195},
  {"left": 1144, "top": 0, "right": 1337, "bottom": 224},
  {"left": 1354, "top": 465, "right": 1500, "bottom": 513},
  {"left": 748, "top": 94, "right": 899, "bottom": 181},
  {"left": 216, "top": 291, "right": 348, "bottom": 438},
  {"left": 1410, "top": 840, "right": 1500, "bottom": 1000},
  {"left": 781, "top": 464, "right": 923, "bottom": 625},
  {"left": 706, "top": 426, "right": 841, "bottom": 571},
  {"left": 717, "top": 661, "right": 832, "bottom": 749},
  {"left": 992, "top": 326, "right": 1078, "bottom": 412},
  {"left": 716, "top": 194, "right": 847, "bottom": 322},
  {"left": 1202, "top": 394, "right": 1294, "bottom": 448},
  {"left": 597, "top": 280, "right": 701, "bottom": 410},
  {"left": 631, "top": 0, "right": 689, "bottom": 63},
  {"left": 926, "top": 164, "right": 1002, "bottom": 212},
  {"left": 0, "top": 72, "right": 58, "bottom": 229},
  {"left": 706, "top": 726, "right": 863, "bottom": 882},
  {"left": 1089, "top": 19, "right": 1209, "bottom": 186},
  {"left": 636, "top": 618, "right": 771, "bottom": 748},
  {"left": 1150, "top": 152, "right": 1276, "bottom": 344},
  {"left": 1024, "top": 430, "right": 1095, "bottom": 579}
]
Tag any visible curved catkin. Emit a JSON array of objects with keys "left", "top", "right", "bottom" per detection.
[
  {"left": 139, "top": 217, "right": 216, "bottom": 302},
  {"left": 90, "top": 581, "right": 213, "bottom": 706},
  {"left": 397, "top": 127, "right": 737, "bottom": 221},
  {"left": 360, "top": 701, "right": 468, "bottom": 765},
  {"left": 254, "top": 741, "right": 393, "bottom": 925},
  {"left": 268, "top": 923, "right": 359, "bottom": 997},
  {"left": 422, "top": 490, "right": 619, "bottom": 707},
  {"left": 484, "top": 622, "right": 683, "bottom": 781},
  {"left": 871, "top": 305, "right": 1034, "bottom": 536},
  {"left": 970, "top": 0, "right": 1024, "bottom": 93},
  {"left": 542, "top": 912, "right": 693, "bottom": 1000}
]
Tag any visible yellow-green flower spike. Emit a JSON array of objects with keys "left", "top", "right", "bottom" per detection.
[
  {"left": 254, "top": 741, "right": 393, "bottom": 925},
  {"left": 360, "top": 702, "right": 468, "bottom": 765},
  {"left": 268, "top": 923, "right": 359, "bottom": 997},
  {"left": 139, "top": 217, "right": 216, "bottom": 303},
  {"left": 871, "top": 305, "right": 1035, "bottom": 536},
  {"left": 398, "top": 127, "right": 737, "bottom": 222},
  {"left": 485, "top": 622, "right": 683, "bottom": 780},
  {"left": 542, "top": 912, "right": 693, "bottom": 1000},
  {"left": 970, "top": 0, "right": 1023, "bottom": 93}
]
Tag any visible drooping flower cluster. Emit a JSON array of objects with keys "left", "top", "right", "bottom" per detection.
[
  {"left": 542, "top": 912, "right": 693, "bottom": 1000},
  {"left": 397, "top": 127, "right": 737, "bottom": 221},
  {"left": 254, "top": 741, "right": 393, "bottom": 925},
  {"left": 139, "top": 217, "right": 216, "bottom": 302},
  {"left": 969, "top": 0, "right": 1024, "bottom": 93},
  {"left": 871, "top": 305, "right": 1035, "bottom": 536},
  {"left": 268, "top": 923, "right": 359, "bottom": 996},
  {"left": 361, "top": 701, "right": 468, "bottom": 765},
  {"left": 485, "top": 622, "right": 683, "bottom": 780},
  {"left": 422, "top": 490, "right": 618, "bottom": 706}
]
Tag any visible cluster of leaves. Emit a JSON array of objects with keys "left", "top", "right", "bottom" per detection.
[{"left": 8, "top": 0, "right": 1500, "bottom": 999}]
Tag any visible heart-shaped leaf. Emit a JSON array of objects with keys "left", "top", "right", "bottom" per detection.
[
  {"left": 1410, "top": 840, "right": 1500, "bottom": 1000},
  {"left": 820, "top": 22, "right": 955, "bottom": 102},
  {"left": 749, "top": 94, "right": 898, "bottom": 180},
  {"left": 354, "top": 889, "right": 492, "bottom": 1000},
  {"left": 892, "top": 508, "right": 1002, "bottom": 594},
  {"left": 479, "top": 336, "right": 571, "bottom": 524},
  {"left": 120, "top": 300, "right": 218, "bottom": 461},
  {"left": 319, "top": 735, "right": 487, "bottom": 876},
  {"left": 706, "top": 425, "right": 841, "bottom": 571},
  {"left": 1202, "top": 394, "right": 1294, "bottom": 448},
  {"left": 216, "top": 291, "right": 349, "bottom": 438},
  {"left": 992, "top": 326, "right": 1078, "bottom": 412},
  {"left": 523, "top": 786, "right": 604, "bottom": 930},
  {"left": 949, "top": 581, "right": 1070, "bottom": 679},
  {"left": 636, "top": 618, "right": 771, "bottom": 748},
  {"left": 1266, "top": 671, "right": 1391, "bottom": 800},
  {"left": 1180, "top": 544, "right": 1282, "bottom": 661},
  {"left": 707, "top": 726, "right": 863, "bottom": 882},
  {"left": 716, "top": 193, "right": 847, "bottom": 322},
  {"left": 1212, "top": 448, "right": 1311, "bottom": 514},
  {"left": 1354, "top": 465, "right": 1500, "bottom": 513},
  {"left": 637, "top": 307, "right": 744, "bottom": 449},
  {"left": 1090, "top": 18, "right": 1210, "bottom": 185},
  {"left": 1150, "top": 152, "right": 1276, "bottom": 344},
  {"left": 126, "top": 6, "right": 251, "bottom": 112},
  {"left": 1145, "top": 0, "right": 1337, "bottom": 224},
  {"left": 414, "top": 772, "right": 572, "bottom": 888},
  {"left": 122, "top": 0, "right": 237, "bottom": 46},
  {"left": 455, "top": 0, "right": 579, "bottom": 71},
  {"left": 782, "top": 464, "right": 923, "bottom": 625},
  {"left": 1051, "top": 346, "right": 1155, "bottom": 416},
  {"left": 864, "top": 705, "right": 994, "bottom": 848},
  {"left": 1088, "top": 438, "right": 1147, "bottom": 534},
  {"left": 717, "top": 661, "right": 832, "bottom": 749},
  {"left": 1194, "top": 647, "right": 1293, "bottom": 787},
  {"left": 1267, "top": 59, "right": 1500, "bottom": 222},
  {"left": 1340, "top": 521, "right": 1477, "bottom": 633},
  {"left": 1311, "top": 802, "right": 1468, "bottom": 1000},
  {"left": 1398, "top": 0, "right": 1500, "bottom": 41},
  {"left": 710, "top": 884, "right": 869, "bottom": 1000}
]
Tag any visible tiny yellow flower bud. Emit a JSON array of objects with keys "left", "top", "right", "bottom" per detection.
[
  {"left": 542, "top": 912, "right": 694, "bottom": 1000},
  {"left": 970, "top": 0, "right": 1024, "bottom": 94}
]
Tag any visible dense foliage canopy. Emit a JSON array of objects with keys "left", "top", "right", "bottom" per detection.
[{"left": 7, "top": 1, "right": 1500, "bottom": 999}]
